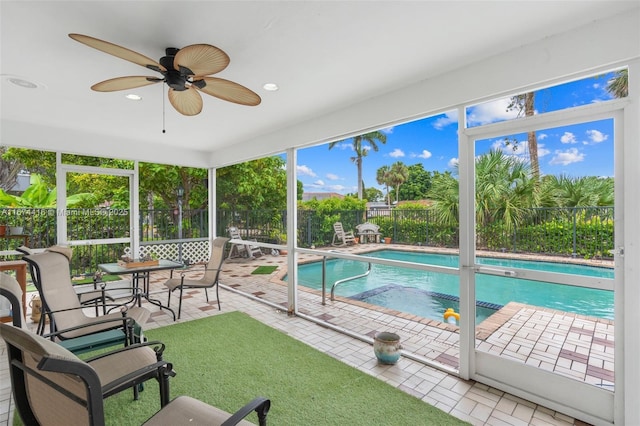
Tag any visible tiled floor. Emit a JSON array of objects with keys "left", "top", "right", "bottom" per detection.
[{"left": 2, "top": 246, "right": 609, "bottom": 425}]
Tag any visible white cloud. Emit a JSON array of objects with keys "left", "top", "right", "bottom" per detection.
[
  {"left": 467, "top": 98, "right": 520, "bottom": 126},
  {"left": 448, "top": 157, "right": 459, "bottom": 168},
  {"left": 432, "top": 110, "right": 458, "bottom": 129},
  {"left": 411, "top": 149, "right": 433, "bottom": 160},
  {"left": 560, "top": 132, "right": 577, "bottom": 144},
  {"left": 538, "top": 133, "right": 548, "bottom": 140},
  {"left": 586, "top": 129, "right": 608, "bottom": 144},
  {"left": 326, "top": 173, "right": 339, "bottom": 180},
  {"left": 389, "top": 148, "right": 405, "bottom": 158},
  {"left": 549, "top": 148, "right": 585, "bottom": 166},
  {"left": 332, "top": 142, "right": 351, "bottom": 150},
  {"left": 381, "top": 126, "right": 394, "bottom": 134},
  {"left": 314, "top": 180, "right": 325, "bottom": 186},
  {"left": 327, "top": 184, "right": 347, "bottom": 192},
  {"left": 537, "top": 144, "right": 550, "bottom": 158},
  {"left": 297, "top": 165, "right": 317, "bottom": 177}
]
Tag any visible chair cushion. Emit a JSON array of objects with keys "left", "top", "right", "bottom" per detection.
[
  {"left": 164, "top": 278, "right": 211, "bottom": 291},
  {"left": 144, "top": 396, "right": 255, "bottom": 426},
  {"left": 57, "top": 306, "right": 150, "bottom": 339},
  {"left": 90, "top": 345, "right": 159, "bottom": 385}
]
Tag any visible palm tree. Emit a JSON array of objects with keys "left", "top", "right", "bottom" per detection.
[
  {"left": 541, "top": 175, "right": 614, "bottom": 207},
  {"left": 389, "top": 161, "right": 409, "bottom": 203},
  {"left": 376, "top": 165, "right": 392, "bottom": 206},
  {"left": 329, "top": 131, "right": 387, "bottom": 199},
  {"left": 607, "top": 69, "right": 628, "bottom": 98},
  {"left": 428, "top": 150, "right": 538, "bottom": 232},
  {"left": 507, "top": 92, "right": 539, "bottom": 178}
]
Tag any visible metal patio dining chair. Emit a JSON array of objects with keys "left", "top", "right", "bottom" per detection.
[
  {"left": 22, "top": 247, "right": 151, "bottom": 354},
  {"left": 164, "top": 237, "right": 230, "bottom": 319}
]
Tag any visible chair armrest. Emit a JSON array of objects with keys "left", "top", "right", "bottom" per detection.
[
  {"left": 42, "top": 315, "right": 135, "bottom": 340},
  {"left": 77, "top": 289, "right": 115, "bottom": 305},
  {"left": 221, "top": 397, "right": 271, "bottom": 426},
  {"left": 85, "top": 340, "right": 166, "bottom": 362}
]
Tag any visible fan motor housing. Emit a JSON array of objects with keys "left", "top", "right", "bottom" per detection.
[{"left": 160, "top": 48, "right": 188, "bottom": 91}]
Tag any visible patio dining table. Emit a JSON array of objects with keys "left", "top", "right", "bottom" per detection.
[{"left": 98, "top": 259, "right": 184, "bottom": 321}]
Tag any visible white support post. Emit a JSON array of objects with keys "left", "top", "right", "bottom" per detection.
[{"left": 286, "top": 148, "right": 298, "bottom": 315}]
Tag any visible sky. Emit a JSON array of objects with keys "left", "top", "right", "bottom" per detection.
[{"left": 295, "top": 71, "right": 619, "bottom": 197}]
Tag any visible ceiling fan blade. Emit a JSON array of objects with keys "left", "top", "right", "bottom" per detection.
[
  {"left": 168, "top": 86, "right": 203, "bottom": 116},
  {"left": 173, "top": 44, "right": 229, "bottom": 76},
  {"left": 195, "top": 77, "right": 261, "bottom": 106},
  {"left": 91, "top": 76, "right": 162, "bottom": 92},
  {"left": 69, "top": 33, "right": 166, "bottom": 72}
]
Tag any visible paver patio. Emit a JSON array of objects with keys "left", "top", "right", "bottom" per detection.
[{"left": 1, "top": 244, "right": 611, "bottom": 425}]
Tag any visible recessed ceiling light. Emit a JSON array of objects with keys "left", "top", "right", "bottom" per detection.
[
  {"left": 7, "top": 77, "right": 38, "bottom": 89},
  {"left": 125, "top": 94, "right": 142, "bottom": 101},
  {"left": 263, "top": 83, "right": 279, "bottom": 91}
]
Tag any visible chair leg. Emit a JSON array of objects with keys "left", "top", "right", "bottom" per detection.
[
  {"left": 204, "top": 288, "right": 209, "bottom": 302},
  {"left": 177, "top": 286, "right": 183, "bottom": 320},
  {"left": 216, "top": 283, "right": 221, "bottom": 311}
]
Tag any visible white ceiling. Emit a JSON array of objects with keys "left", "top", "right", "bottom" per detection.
[{"left": 1, "top": 1, "right": 638, "bottom": 168}]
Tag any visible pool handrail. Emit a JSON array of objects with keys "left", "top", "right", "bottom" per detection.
[{"left": 330, "top": 261, "right": 372, "bottom": 301}]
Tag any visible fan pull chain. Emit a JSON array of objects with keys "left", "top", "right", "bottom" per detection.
[{"left": 162, "top": 83, "right": 166, "bottom": 133}]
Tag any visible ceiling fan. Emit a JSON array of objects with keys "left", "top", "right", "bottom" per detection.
[{"left": 69, "top": 33, "right": 261, "bottom": 116}]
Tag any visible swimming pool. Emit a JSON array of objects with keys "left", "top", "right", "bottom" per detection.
[{"left": 294, "top": 250, "right": 614, "bottom": 323}]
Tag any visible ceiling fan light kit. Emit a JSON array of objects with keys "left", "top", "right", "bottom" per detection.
[{"left": 69, "top": 33, "right": 261, "bottom": 116}]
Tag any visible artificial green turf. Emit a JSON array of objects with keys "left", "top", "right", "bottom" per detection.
[
  {"left": 251, "top": 265, "right": 278, "bottom": 275},
  {"left": 99, "top": 312, "right": 468, "bottom": 425}
]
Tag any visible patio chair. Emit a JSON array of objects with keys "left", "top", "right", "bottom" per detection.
[
  {"left": 1, "top": 272, "right": 25, "bottom": 328},
  {"left": 16, "top": 245, "right": 115, "bottom": 315},
  {"left": 22, "top": 248, "right": 151, "bottom": 354},
  {"left": 0, "top": 322, "right": 183, "bottom": 424},
  {"left": 164, "top": 237, "right": 230, "bottom": 319},
  {"left": 2, "top": 322, "right": 271, "bottom": 426},
  {"left": 228, "top": 226, "right": 263, "bottom": 258},
  {"left": 332, "top": 222, "right": 356, "bottom": 246}
]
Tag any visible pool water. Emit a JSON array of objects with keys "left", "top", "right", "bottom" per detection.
[{"left": 294, "top": 250, "right": 614, "bottom": 322}]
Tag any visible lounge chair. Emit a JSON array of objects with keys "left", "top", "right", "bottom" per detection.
[
  {"left": 22, "top": 247, "right": 151, "bottom": 354},
  {"left": 228, "top": 226, "right": 263, "bottom": 258},
  {"left": 164, "top": 237, "right": 230, "bottom": 319},
  {"left": 2, "top": 322, "right": 271, "bottom": 426},
  {"left": 332, "top": 222, "right": 356, "bottom": 246}
]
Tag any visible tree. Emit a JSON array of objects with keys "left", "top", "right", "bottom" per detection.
[
  {"left": 606, "top": 69, "right": 628, "bottom": 98},
  {"left": 428, "top": 150, "right": 538, "bottom": 232},
  {"left": 540, "top": 175, "right": 614, "bottom": 207},
  {"left": 388, "top": 161, "right": 409, "bottom": 203},
  {"left": 397, "top": 164, "right": 433, "bottom": 201},
  {"left": 506, "top": 92, "right": 539, "bottom": 179},
  {"left": 363, "top": 187, "right": 383, "bottom": 202},
  {"left": 328, "top": 131, "right": 387, "bottom": 200},
  {"left": 0, "top": 146, "right": 23, "bottom": 192},
  {"left": 427, "top": 171, "right": 459, "bottom": 226},
  {"left": 376, "top": 165, "right": 392, "bottom": 206},
  {"left": 0, "top": 174, "right": 97, "bottom": 207},
  {"left": 216, "top": 157, "right": 288, "bottom": 211}
]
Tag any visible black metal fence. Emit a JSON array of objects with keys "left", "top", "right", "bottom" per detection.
[{"left": 1, "top": 206, "right": 614, "bottom": 275}]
